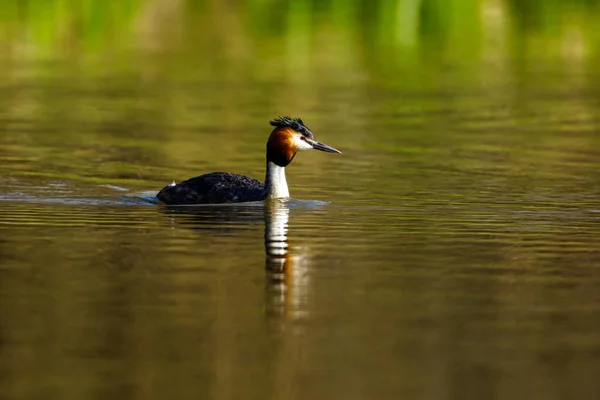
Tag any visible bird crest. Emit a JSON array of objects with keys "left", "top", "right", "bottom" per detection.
[{"left": 269, "top": 116, "right": 314, "bottom": 138}]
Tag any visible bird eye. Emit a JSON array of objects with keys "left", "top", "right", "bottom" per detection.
[{"left": 300, "top": 136, "right": 305, "bottom": 141}]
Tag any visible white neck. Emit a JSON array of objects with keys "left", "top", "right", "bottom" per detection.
[{"left": 264, "top": 161, "right": 289, "bottom": 199}]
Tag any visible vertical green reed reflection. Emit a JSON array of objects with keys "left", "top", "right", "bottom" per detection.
[{"left": 0, "top": 0, "right": 598, "bottom": 64}]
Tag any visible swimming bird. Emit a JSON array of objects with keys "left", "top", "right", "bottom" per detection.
[{"left": 156, "top": 117, "right": 341, "bottom": 205}]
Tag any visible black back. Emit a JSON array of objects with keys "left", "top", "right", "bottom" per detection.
[{"left": 156, "top": 172, "right": 265, "bottom": 205}]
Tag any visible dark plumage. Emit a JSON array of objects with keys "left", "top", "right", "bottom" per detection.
[{"left": 156, "top": 172, "right": 264, "bottom": 205}]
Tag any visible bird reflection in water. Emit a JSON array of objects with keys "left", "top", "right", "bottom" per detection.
[
  {"left": 264, "top": 200, "right": 310, "bottom": 319},
  {"left": 160, "top": 200, "right": 313, "bottom": 319}
]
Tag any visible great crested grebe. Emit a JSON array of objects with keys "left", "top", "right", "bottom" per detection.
[{"left": 156, "top": 117, "right": 341, "bottom": 205}]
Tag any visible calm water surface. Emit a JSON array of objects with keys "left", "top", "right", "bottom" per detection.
[{"left": 1, "top": 56, "right": 600, "bottom": 400}]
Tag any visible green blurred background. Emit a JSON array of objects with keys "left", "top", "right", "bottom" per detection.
[{"left": 0, "top": 0, "right": 598, "bottom": 84}]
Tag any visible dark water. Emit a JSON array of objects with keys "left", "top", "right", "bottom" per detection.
[{"left": 2, "top": 9, "right": 600, "bottom": 400}]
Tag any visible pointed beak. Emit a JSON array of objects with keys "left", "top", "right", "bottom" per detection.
[{"left": 309, "top": 139, "right": 342, "bottom": 154}]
